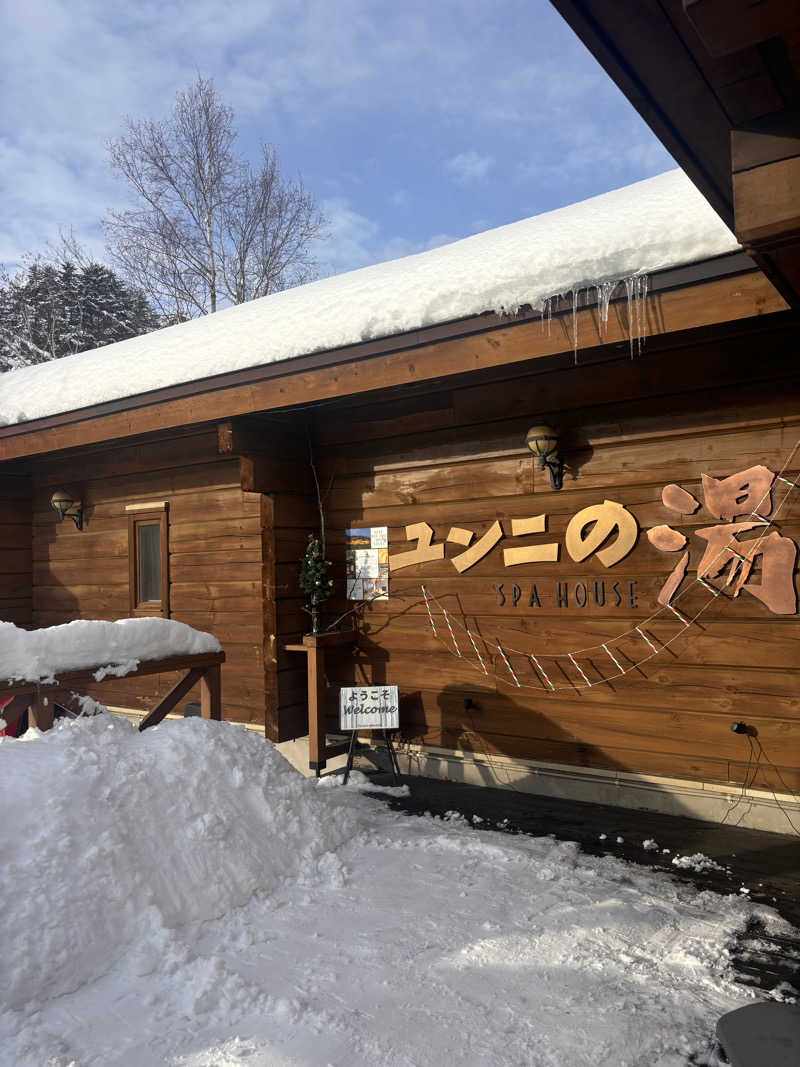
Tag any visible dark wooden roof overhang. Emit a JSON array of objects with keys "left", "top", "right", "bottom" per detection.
[
  {"left": 550, "top": 0, "right": 800, "bottom": 308},
  {"left": 0, "top": 253, "right": 789, "bottom": 463}
]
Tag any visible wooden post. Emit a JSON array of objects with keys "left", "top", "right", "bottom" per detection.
[
  {"left": 283, "top": 631, "right": 358, "bottom": 774},
  {"left": 200, "top": 662, "right": 222, "bottom": 721},
  {"left": 28, "top": 689, "right": 54, "bottom": 732},
  {"left": 139, "top": 668, "right": 205, "bottom": 731},
  {"left": 307, "top": 638, "right": 326, "bottom": 775}
]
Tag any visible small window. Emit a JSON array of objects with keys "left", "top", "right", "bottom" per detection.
[{"left": 128, "top": 506, "right": 169, "bottom": 616}]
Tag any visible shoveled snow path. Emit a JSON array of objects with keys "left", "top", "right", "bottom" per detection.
[{"left": 0, "top": 719, "right": 789, "bottom": 1066}]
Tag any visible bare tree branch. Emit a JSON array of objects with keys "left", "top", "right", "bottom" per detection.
[{"left": 104, "top": 76, "right": 327, "bottom": 318}]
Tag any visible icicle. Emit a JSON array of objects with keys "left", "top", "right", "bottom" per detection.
[
  {"left": 595, "top": 280, "right": 616, "bottom": 337},
  {"left": 540, "top": 297, "right": 554, "bottom": 336},
  {"left": 624, "top": 276, "right": 635, "bottom": 358},
  {"left": 568, "top": 652, "right": 592, "bottom": 688},
  {"left": 530, "top": 655, "right": 556, "bottom": 692},
  {"left": 637, "top": 274, "right": 649, "bottom": 355},
  {"left": 622, "top": 275, "right": 649, "bottom": 357},
  {"left": 571, "top": 287, "right": 581, "bottom": 364}
]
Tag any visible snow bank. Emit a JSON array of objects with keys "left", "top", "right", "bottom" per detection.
[
  {"left": 0, "top": 169, "right": 739, "bottom": 426},
  {"left": 0, "top": 716, "right": 791, "bottom": 1066},
  {"left": 0, "top": 618, "right": 220, "bottom": 684},
  {"left": 0, "top": 716, "right": 362, "bottom": 1012}
]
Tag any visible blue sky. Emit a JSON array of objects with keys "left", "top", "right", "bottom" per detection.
[{"left": 0, "top": 0, "right": 675, "bottom": 278}]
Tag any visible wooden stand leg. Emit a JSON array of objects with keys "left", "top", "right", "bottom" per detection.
[
  {"left": 342, "top": 730, "right": 358, "bottom": 785},
  {"left": 200, "top": 663, "right": 222, "bottom": 721},
  {"left": 382, "top": 729, "right": 400, "bottom": 783},
  {"left": 308, "top": 647, "right": 326, "bottom": 776},
  {"left": 29, "top": 690, "right": 55, "bottom": 732}
]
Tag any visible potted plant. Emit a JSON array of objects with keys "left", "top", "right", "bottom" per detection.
[{"left": 299, "top": 534, "right": 334, "bottom": 635}]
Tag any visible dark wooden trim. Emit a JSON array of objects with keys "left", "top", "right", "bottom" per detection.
[
  {"left": 549, "top": 0, "right": 735, "bottom": 226},
  {"left": 683, "top": 0, "right": 800, "bottom": 59},
  {"left": 732, "top": 114, "right": 800, "bottom": 174},
  {"left": 127, "top": 506, "right": 170, "bottom": 617}
]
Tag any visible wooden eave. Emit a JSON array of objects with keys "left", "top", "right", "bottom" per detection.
[
  {"left": 0, "top": 256, "right": 790, "bottom": 463},
  {"left": 550, "top": 0, "right": 800, "bottom": 308}
]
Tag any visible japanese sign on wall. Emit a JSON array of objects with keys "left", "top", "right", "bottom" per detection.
[
  {"left": 385, "top": 464, "right": 798, "bottom": 616},
  {"left": 340, "top": 685, "right": 400, "bottom": 731},
  {"left": 346, "top": 527, "right": 389, "bottom": 601}
]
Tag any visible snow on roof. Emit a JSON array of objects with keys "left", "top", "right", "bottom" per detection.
[{"left": 0, "top": 168, "right": 738, "bottom": 427}]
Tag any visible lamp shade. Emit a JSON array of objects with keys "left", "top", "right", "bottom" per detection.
[
  {"left": 525, "top": 424, "right": 558, "bottom": 458},
  {"left": 49, "top": 490, "right": 74, "bottom": 520}
]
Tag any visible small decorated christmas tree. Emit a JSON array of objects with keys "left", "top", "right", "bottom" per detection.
[{"left": 299, "top": 534, "right": 334, "bottom": 634}]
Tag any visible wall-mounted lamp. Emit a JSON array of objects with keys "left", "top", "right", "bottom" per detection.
[
  {"left": 49, "top": 489, "right": 83, "bottom": 531},
  {"left": 525, "top": 424, "right": 563, "bottom": 490}
]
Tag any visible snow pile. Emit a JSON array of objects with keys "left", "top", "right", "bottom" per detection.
[
  {"left": 673, "top": 853, "right": 729, "bottom": 874},
  {"left": 0, "top": 618, "right": 220, "bottom": 683},
  {"left": 0, "top": 716, "right": 790, "bottom": 1066},
  {"left": 0, "top": 169, "right": 739, "bottom": 426},
  {"left": 0, "top": 717, "right": 362, "bottom": 1014}
]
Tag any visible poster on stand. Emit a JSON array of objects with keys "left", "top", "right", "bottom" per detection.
[{"left": 345, "top": 527, "right": 389, "bottom": 600}]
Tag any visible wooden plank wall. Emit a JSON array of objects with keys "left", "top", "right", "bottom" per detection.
[
  {"left": 312, "top": 324, "right": 800, "bottom": 793},
  {"left": 0, "top": 461, "right": 32, "bottom": 628},
  {"left": 30, "top": 426, "right": 268, "bottom": 726},
  {"left": 217, "top": 414, "right": 321, "bottom": 742}
]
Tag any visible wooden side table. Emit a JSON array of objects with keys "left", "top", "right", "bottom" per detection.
[{"left": 284, "top": 630, "right": 358, "bottom": 774}]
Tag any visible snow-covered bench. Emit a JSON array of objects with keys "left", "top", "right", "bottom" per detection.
[{"left": 0, "top": 619, "right": 225, "bottom": 733}]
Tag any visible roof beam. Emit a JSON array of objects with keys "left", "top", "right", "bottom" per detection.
[
  {"left": 683, "top": 0, "right": 800, "bottom": 59},
  {"left": 0, "top": 270, "right": 787, "bottom": 462}
]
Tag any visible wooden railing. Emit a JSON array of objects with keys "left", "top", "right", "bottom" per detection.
[{"left": 0, "top": 651, "right": 225, "bottom": 733}]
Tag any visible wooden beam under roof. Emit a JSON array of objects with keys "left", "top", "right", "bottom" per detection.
[
  {"left": 550, "top": 0, "right": 800, "bottom": 307},
  {"left": 683, "top": 0, "right": 800, "bottom": 59},
  {"left": 0, "top": 268, "right": 788, "bottom": 462}
]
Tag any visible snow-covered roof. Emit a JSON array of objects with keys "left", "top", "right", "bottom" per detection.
[{"left": 0, "top": 169, "right": 739, "bottom": 427}]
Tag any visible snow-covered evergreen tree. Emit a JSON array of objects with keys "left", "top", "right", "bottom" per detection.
[{"left": 0, "top": 258, "right": 158, "bottom": 371}]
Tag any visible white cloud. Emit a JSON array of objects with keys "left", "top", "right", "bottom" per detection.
[
  {"left": 443, "top": 151, "right": 494, "bottom": 185},
  {"left": 317, "top": 197, "right": 455, "bottom": 277}
]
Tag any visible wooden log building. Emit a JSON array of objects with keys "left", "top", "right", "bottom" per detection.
[{"left": 0, "top": 2, "right": 798, "bottom": 833}]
